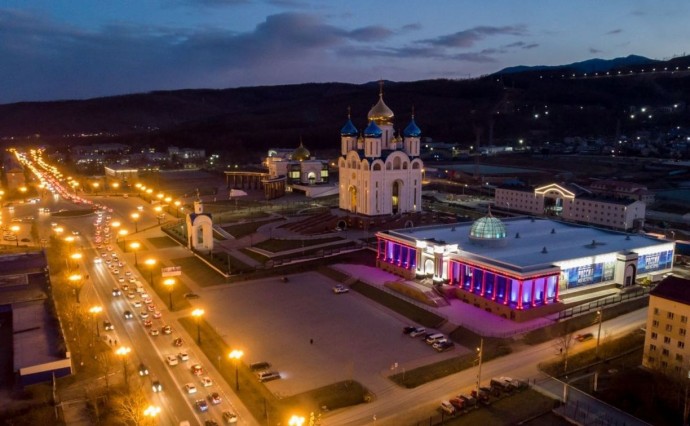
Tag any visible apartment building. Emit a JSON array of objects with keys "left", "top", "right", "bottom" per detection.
[{"left": 643, "top": 276, "right": 690, "bottom": 379}]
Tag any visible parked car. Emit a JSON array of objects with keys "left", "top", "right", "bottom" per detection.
[
  {"left": 332, "top": 284, "right": 349, "bottom": 294},
  {"left": 576, "top": 333, "right": 594, "bottom": 342},
  {"left": 409, "top": 327, "right": 426, "bottom": 337},
  {"left": 440, "top": 400, "right": 455, "bottom": 415},
  {"left": 249, "top": 361, "right": 271, "bottom": 371},
  {"left": 257, "top": 371, "right": 281, "bottom": 382}
]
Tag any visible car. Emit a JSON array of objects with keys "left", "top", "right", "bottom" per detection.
[
  {"left": 185, "top": 383, "right": 197, "bottom": 394},
  {"left": 173, "top": 337, "right": 184, "bottom": 346},
  {"left": 138, "top": 363, "right": 149, "bottom": 376},
  {"left": 178, "top": 352, "right": 189, "bottom": 362},
  {"left": 121, "top": 283, "right": 129, "bottom": 291},
  {"left": 140, "top": 311, "right": 149, "bottom": 319},
  {"left": 222, "top": 411, "right": 238, "bottom": 424},
  {"left": 133, "top": 300, "right": 142, "bottom": 307},
  {"left": 103, "top": 321, "right": 114, "bottom": 331},
  {"left": 440, "top": 400, "right": 456, "bottom": 415},
  {"left": 142, "top": 296, "right": 152, "bottom": 303},
  {"left": 147, "top": 303, "right": 156, "bottom": 312},
  {"left": 403, "top": 326, "right": 419, "bottom": 334},
  {"left": 332, "top": 284, "right": 349, "bottom": 294},
  {"left": 112, "top": 288, "right": 121, "bottom": 296},
  {"left": 257, "top": 371, "right": 281, "bottom": 382},
  {"left": 117, "top": 277, "right": 125, "bottom": 283},
  {"left": 143, "top": 319, "right": 153, "bottom": 328},
  {"left": 205, "top": 421, "right": 219, "bottom": 426},
  {"left": 208, "top": 392, "right": 222, "bottom": 405},
  {"left": 166, "top": 355, "right": 178, "bottom": 366},
  {"left": 111, "top": 269, "right": 120, "bottom": 274},
  {"left": 125, "top": 271, "right": 132, "bottom": 276},
  {"left": 190, "top": 364, "right": 204, "bottom": 376},
  {"left": 152, "top": 311, "right": 162, "bottom": 319},
  {"left": 123, "top": 310, "right": 133, "bottom": 319},
  {"left": 94, "top": 258, "right": 102, "bottom": 264},
  {"left": 152, "top": 380, "right": 163, "bottom": 392},
  {"left": 195, "top": 399, "right": 208, "bottom": 412},
  {"left": 434, "top": 341, "right": 455, "bottom": 352},
  {"left": 249, "top": 361, "right": 271, "bottom": 371},
  {"left": 150, "top": 328, "right": 160, "bottom": 336},
  {"left": 576, "top": 333, "right": 595, "bottom": 342},
  {"left": 106, "top": 246, "right": 113, "bottom": 251},
  {"left": 200, "top": 376, "right": 213, "bottom": 387},
  {"left": 409, "top": 327, "right": 426, "bottom": 337},
  {"left": 162, "top": 325, "right": 172, "bottom": 335},
  {"left": 128, "top": 278, "right": 137, "bottom": 283},
  {"left": 184, "top": 293, "right": 200, "bottom": 299}
]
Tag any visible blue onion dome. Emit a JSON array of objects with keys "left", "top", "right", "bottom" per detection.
[
  {"left": 469, "top": 210, "right": 507, "bottom": 247},
  {"left": 364, "top": 120, "right": 382, "bottom": 137},
  {"left": 341, "top": 116, "right": 358, "bottom": 136},
  {"left": 404, "top": 116, "right": 422, "bottom": 137},
  {"left": 291, "top": 140, "right": 311, "bottom": 161}
]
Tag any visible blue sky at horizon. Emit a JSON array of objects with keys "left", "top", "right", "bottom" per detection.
[{"left": 1, "top": 0, "right": 688, "bottom": 103}]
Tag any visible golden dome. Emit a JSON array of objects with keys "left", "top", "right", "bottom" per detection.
[
  {"left": 291, "top": 140, "right": 311, "bottom": 161},
  {"left": 367, "top": 82, "right": 394, "bottom": 125}
]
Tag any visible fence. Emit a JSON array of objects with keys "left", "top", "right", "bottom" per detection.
[{"left": 559, "top": 286, "right": 651, "bottom": 320}]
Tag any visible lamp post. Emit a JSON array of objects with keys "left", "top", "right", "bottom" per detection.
[
  {"left": 116, "top": 346, "right": 131, "bottom": 389},
  {"left": 476, "top": 338, "right": 484, "bottom": 394},
  {"left": 288, "top": 415, "right": 305, "bottom": 426},
  {"left": 130, "top": 242, "right": 141, "bottom": 266},
  {"left": 154, "top": 206, "right": 162, "bottom": 225},
  {"left": 131, "top": 213, "right": 140, "bottom": 233},
  {"left": 92, "top": 182, "right": 99, "bottom": 194},
  {"left": 144, "top": 405, "right": 161, "bottom": 424},
  {"left": 119, "top": 229, "right": 128, "bottom": 251},
  {"left": 595, "top": 310, "right": 603, "bottom": 358},
  {"left": 70, "top": 252, "right": 82, "bottom": 271},
  {"left": 111, "top": 221, "right": 121, "bottom": 241},
  {"left": 89, "top": 305, "right": 102, "bottom": 337},
  {"left": 174, "top": 200, "right": 181, "bottom": 218},
  {"left": 10, "top": 225, "right": 20, "bottom": 246},
  {"left": 229, "top": 349, "right": 243, "bottom": 391},
  {"left": 192, "top": 308, "right": 204, "bottom": 344},
  {"left": 68, "top": 274, "right": 82, "bottom": 303},
  {"left": 144, "top": 258, "right": 156, "bottom": 286},
  {"left": 163, "top": 278, "right": 175, "bottom": 310}
]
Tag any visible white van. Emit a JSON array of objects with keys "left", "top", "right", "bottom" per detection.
[
  {"left": 425, "top": 333, "right": 445, "bottom": 344},
  {"left": 440, "top": 400, "right": 455, "bottom": 415}
]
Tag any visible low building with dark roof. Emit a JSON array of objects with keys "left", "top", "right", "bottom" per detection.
[{"left": 0, "top": 251, "right": 72, "bottom": 387}]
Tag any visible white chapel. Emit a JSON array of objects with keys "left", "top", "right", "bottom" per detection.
[{"left": 338, "top": 84, "right": 424, "bottom": 216}]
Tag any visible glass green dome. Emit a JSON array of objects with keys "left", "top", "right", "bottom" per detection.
[{"left": 469, "top": 214, "right": 507, "bottom": 247}]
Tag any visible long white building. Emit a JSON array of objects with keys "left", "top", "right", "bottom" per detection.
[{"left": 495, "top": 183, "right": 646, "bottom": 231}]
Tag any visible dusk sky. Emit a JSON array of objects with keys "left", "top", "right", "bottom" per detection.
[{"left": 2, "top": 0, "right": 688, "bottom": 103}]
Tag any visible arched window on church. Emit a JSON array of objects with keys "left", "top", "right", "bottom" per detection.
[
  {"left": 373, "top": 163, "right": 382, "bottom": 171},
  {"left": 386, "top": 162, "right": 392, "bottom": 170},
  {"left": 412, "top": 161, "right": 421, "bottom": 169},
  {"left": 402, "top": 161, "right": 409, "bottom": 170},
  {"left": 393, "top": 157, "right": 401, "bottom": 170}
]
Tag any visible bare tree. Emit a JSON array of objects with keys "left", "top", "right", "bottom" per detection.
[
  {"left": 112, "top": 387, "right": 149, "bottom": 426},
  {"left": 557, "top": 328, "right": 576, "bottom": 375}
]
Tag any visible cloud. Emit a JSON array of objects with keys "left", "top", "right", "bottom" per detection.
[
  {"left": 348, "top": 26, "right": 394, "bottom": 42},
  {"left": 589, "top": 47, "right": 602, "bottom": 54},
  {"left": 606, "top": 29, "right": 622, "bottom": 35},
  {"left": 421, "top": 25, "right": 527, "bottom": 48},
  {"left": 402, "top": 23, "right": 421, "bottom": 32},
  {"left": 165, "top": 0, "right": 251, "bottom": 7}
]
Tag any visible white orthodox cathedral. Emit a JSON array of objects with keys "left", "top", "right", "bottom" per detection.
[{"left": 338, "top": 85, "right": 424, "bottom": 216}]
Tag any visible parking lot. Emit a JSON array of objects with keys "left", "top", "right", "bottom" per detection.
[{"left": 202, "top": 271, "right": 468, "bottom": 397}]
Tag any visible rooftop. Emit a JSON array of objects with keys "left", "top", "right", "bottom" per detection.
[
  {"left": 650, "top": 276, "right": 690, "bottom": 304},
  {"left": 384, "top": 217, "right": 671, "bottom": 274}
]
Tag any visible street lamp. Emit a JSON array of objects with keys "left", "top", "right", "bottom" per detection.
[
  {"left": 70, "top": 252, "right": 82, "bottom": 271},
  {"left": 174, "top": 200, "right": 181, "bottom": 218},
  {"left": 288, "top": 415, "right": 305, "bottom": 426},
  {"left": 118, "top": 229, "right": 128, "bottom": 251},
  {"left": 89, "top": 305, "right": 103, "bottom": 337},
  {"left": 476, "top": 338, "right": 484, "bottom": 394},
  {"left": 229, "top": 349, "right": 244, "bottom": 391},
  {"left": 192, "top": 308, "right": 204, "bottom": 344},
  {"left": 144, "top": 258, "right": 156, "bottom": 286},
  {"left": 595, "top": 310, "right": 603, "bottom": 358},
  {"left": 10, "top": 225, "right": 20, "bottom": 247},
  {"left": 68, "top": 274, "right": 82, "bottom": 302},
  {"left": 154, "top": 206, "right": 163, "bottom": 225},
  {"left": 144, "top": 405, "right": 161, "bottom": 423},
  {"left": 116, "top": 346, "right": 131, "bottom": 388},
  {"left": 163, "top": 278, "right": 175, "bottom": 310},
  {"left": 131, "top": 213, "right": 140, "bottom": 233},
  {"left": 130, "top": 242, "right": 141, "bottom": 266},
  {"left": 92, "top": 182, "right": 99, "bottom": 194}
]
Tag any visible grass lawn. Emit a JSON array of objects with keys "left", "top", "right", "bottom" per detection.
[
  {"left": 221, "top": 218, "right": 284, "bottom": 239},
  {"left": 254, "top": 236, "right": 343, "bottom": 253},
  {"left": 440, "top": 389, "right": 563, "bottom": 426},
  {"left": 146, "top": 236, "right": 179, "bottom": 249},
  {"left": 170, "top": 255, "right": 226, "bottom": 287},
  {"left": 177, "top": 316, "right": 369, "bottom": 425}
]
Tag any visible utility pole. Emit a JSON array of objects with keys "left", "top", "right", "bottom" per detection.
[
  {"left": 595, "top": 310, "right": 603, "bottom": 358},
  {"left": 476, "top": 338, "right": 484, "bottom": 394}
]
